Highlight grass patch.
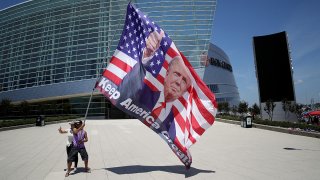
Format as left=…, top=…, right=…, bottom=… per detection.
left=0, top=115, right=81, bottom=128
left=217, top=114, right=320, bottom=133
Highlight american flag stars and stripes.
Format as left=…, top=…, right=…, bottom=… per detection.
left=102, top=3, right=174, bottom=90
left=96, top=2, right=217, bottom=168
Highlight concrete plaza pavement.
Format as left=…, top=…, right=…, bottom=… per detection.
left=0, top=119, right=320, bottom=180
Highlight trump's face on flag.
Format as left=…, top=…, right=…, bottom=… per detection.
left=164, top=56, right=191, bottom=102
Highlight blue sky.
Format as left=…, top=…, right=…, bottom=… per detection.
left=1, top=0, right=319, bottom=106
left=0, top=0, right=25, bottom=10
left=211, top=0, right=320, bottom=106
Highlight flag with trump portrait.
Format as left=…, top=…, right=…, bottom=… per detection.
left=95, top=2, right=217, bottom=168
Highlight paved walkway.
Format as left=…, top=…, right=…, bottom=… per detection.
left=0, top=119, right=320, bottom=180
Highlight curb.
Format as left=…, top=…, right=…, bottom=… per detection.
left=216, top=118, right=320, bottom=139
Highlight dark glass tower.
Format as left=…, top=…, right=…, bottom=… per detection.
left=253, top=31, right=297, bottom=121
left=253, top=31, right=295, bottom=103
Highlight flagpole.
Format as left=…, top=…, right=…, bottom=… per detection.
left=83, top=24, right=123, bottom=123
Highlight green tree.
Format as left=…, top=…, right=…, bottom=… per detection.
left=289, top=102, right=304, bottom=121
left=281, top=99, right=291, bottom=121
left=218, top=102, right=229, bottom=114
left=251, top=103, right=260, bottom=117
left=238, top=101, right=248, bottom=115
left=264, top=100, right=276, bottom=121
left=223, top=102, right=230, bottom=114
left=231, top=105, right=238, bottom=115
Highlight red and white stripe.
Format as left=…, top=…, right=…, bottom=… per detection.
left=102, top=49, right=137, bottom=86
left=168, top=52, right=218, bottom=150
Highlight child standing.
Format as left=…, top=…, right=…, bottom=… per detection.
left=58, top=122, right=78, bottom=172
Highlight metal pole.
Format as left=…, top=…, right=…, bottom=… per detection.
left=84, top=87, right=95, bottom=122
left=83, top=12, right=124, bottom=122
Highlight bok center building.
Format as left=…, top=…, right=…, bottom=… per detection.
left=198, top=43, right=240, bottom=107
left=0, top=0, right=239, bottom=118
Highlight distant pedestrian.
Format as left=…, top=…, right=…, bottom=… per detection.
left=58, top=122, right=78, bottom=172
left=313, top=116, right=319, bottom=125
left=65, top=120, right=90, bottom=177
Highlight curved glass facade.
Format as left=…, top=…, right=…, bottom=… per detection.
left=133, top=0, right=216, bottom=67
left=202, top=43, right=240, bottom=107
left=0, top=0, right=128, bottom=93
left=0, top=0, right=216, bottom=117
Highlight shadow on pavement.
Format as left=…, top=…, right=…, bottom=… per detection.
left=283, top=147, right=320, bottom=151
left=106, top=165, right=215, bottom=178
left=283, top=147, right=302, bottom=150
left=63, top=167, right=91, bottom=177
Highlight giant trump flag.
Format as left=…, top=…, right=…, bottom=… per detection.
left=96, top=2, right=217, bottom=168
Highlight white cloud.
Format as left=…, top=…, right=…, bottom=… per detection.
left=294, top=79, right=303, bottom=85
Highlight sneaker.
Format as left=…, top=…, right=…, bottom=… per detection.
left=85, top=167, right=91, bottom=173
left=65, top=171, right=70, bottom=177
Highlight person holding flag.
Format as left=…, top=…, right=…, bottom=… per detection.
left=65, top=120, right=90, bottom=177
